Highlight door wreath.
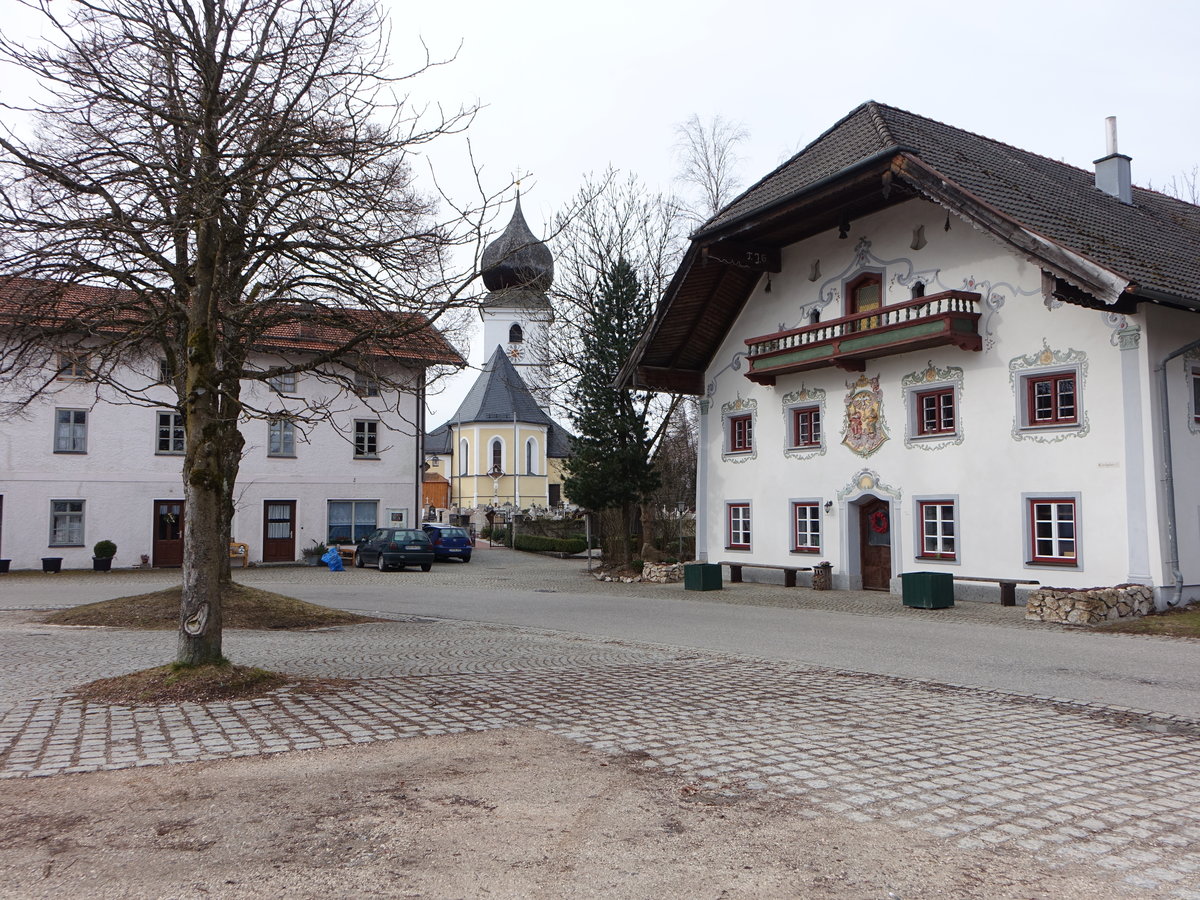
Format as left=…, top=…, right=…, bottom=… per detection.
left=869, top=509, right=889, bottom=534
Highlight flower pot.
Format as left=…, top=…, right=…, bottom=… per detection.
left=41, top=557, right=63, bottom=574
left=0, top=559, right=10, bottom=574
left=93, top=557, right=113, bottom=572
left=302, top=555, right=322, bottom=567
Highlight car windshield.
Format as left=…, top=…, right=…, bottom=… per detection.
left=389, top=530, right=427, bottom=543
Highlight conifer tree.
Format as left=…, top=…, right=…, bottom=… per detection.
left=563, top=257, right=659, bottom=565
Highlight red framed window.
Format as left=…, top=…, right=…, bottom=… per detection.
left=918, top=501, right=956, bottom=560
left=916, top=388, right=955, bottom=436
left=791, top=406, right=821, bottom=448
left=792, top=502, right=820, bottom=552
left=727, top=503, right=751, bottom=549
left=1026, top=373, right=1077, bottom=426
left=1029, top=498, right=1077, bottom=565
left=729, top=414, right=753, bottom=453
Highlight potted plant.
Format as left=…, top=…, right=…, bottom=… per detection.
left=0, top=558, right=10, bottom=574
left=300, top=540, right=328, bottom=567
left=41, top=557, right=63, bottom=573
left=93, top=540, right=117, bottom=572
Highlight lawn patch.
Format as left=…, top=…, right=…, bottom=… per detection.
left=1095, top=603, right=1200, bottom=639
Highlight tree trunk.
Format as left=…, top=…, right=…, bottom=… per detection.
left=639, top=501, right=660, bottom=561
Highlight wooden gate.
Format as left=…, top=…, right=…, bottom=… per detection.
left=152, top=500, right=185, bottom=568
left=262, top=500, right=296, bottom=563
left=859, top=497, right=892, bottom=591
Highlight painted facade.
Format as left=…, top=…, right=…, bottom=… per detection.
left=625, top=104, right=1200, bottom=606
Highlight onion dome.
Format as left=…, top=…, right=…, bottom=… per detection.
left=481, top=196, right=554, bottom=293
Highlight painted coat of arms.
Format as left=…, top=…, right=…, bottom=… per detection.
left=842, top=374, right=888, bottom=457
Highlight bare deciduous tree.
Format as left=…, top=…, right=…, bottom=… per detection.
left=673, top=113, right=749, bottom=224
left=0, top=0, right=498, bottom=665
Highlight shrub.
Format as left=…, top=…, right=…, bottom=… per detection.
left=93, top=540, right=117, bottom=559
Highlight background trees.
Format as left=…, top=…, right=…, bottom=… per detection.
left=0, top=0, right=494, bottom=664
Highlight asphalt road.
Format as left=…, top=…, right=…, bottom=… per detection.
left=3, top=546, right=1196, bottom=719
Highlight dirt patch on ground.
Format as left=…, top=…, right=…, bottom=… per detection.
left=69, top=663, right=349, bottom=705
left=1097, top=602, right=1200, bottom=639
left=41, top=584, right=381, bottom=630
left=0, top=729, right=1157, bottom=899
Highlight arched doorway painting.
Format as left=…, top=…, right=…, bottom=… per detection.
left=837, top=469, right=900, bottom=591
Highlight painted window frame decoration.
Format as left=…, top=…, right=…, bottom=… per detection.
left=782, top=387, right=826, bottom=460
left=1025, top=495, right=1080, bottom=568
left=721, top=397, right=757, bottom=463
left=791, top=500, right=821, bottom=553
left=353, top=419, right=379, bottom=458
left=49, top=499, right=85, bottom=546
left=915, top=497, right=958, bottom=562
left=901, top=363, right=963, bottom=450
left=1009, top=342, right=1089, bottom=443
left=156, top=410, right=185, bottom=455
left=726, top=502, right=751, bottom=550
left=53, top=408, right=88, bottom=454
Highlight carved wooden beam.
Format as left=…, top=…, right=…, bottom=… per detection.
left=702, top=242, right=781, bottom=273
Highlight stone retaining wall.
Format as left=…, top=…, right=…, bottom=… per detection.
left=642, top=562, right=684, bottom=584
left=1025, top=584, right=1155, bottom=625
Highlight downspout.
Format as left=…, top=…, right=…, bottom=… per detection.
left=1156, top=336, right=1200, bottom=607
left=416, top=369, right=426, bottom=524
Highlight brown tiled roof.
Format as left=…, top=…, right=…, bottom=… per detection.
left=701, top=101, right=1200, bottom=305
left=0, top=276, right=463, bottom=365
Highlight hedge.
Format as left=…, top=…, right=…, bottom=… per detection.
left=514, top=534, right=588, bottom=554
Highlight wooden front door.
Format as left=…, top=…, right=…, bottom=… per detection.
left=859, top=497, right=892, bottom=591
left=152, top=500, right=185, bottom=568
left=262, top=501, right=297, bottom=563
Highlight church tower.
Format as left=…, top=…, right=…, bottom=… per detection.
left=478, top=196, right=554, bottom=401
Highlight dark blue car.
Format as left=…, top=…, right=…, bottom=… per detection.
left=353, top=528, right=434, bottom=571
left=422, top=524, right=473, bottom=563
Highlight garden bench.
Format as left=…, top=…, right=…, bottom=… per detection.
left=228, top=542, right=249, bottom=568
left=719, top=561, right=812, bottom=588
left=952, top=575, right=1039, bottom=606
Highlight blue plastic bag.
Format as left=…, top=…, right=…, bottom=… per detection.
left=321, top=547, right=345, bottom=572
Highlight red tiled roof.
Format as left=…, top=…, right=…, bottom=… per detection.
left=0, top=276, right=464, bottom=366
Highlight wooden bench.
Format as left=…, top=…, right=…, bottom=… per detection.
left=953, top=576, right=1039, bottom=607
left=228, top=542, right=249, bottom=568
left=720, top=562, right=813, bottom=588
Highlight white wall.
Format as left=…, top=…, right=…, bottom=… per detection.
left=700, top=197, right=1196, bottom=598
left=0, top=352, right=423, bottom=569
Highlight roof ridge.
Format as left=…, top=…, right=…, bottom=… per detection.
left=863, top=100, right=898, bottom=147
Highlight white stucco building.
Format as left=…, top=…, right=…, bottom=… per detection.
left=624, top=103, right=1200, bottom=606
left=0, top=281, right=462, bottom=570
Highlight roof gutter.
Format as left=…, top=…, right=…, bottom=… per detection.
left=1156, top=336, right=1200, bottom=607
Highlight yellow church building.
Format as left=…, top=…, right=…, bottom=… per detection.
left=424, top=198, right=573, bottom=513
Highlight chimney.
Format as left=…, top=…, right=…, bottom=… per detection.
left=1094, top=116, right=1132, bottom=204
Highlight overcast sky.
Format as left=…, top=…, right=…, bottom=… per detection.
left=399, top=0, right=1200, bottom=423
left=6, top=0, right=1199, bottom=424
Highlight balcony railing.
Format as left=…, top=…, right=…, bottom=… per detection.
left=743, top=290, right=982, bottom=384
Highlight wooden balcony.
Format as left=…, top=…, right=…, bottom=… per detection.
left=743, top=290, right=982, bottom=384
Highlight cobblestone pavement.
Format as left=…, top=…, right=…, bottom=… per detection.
left=2, top=610, right=1200, bottom=896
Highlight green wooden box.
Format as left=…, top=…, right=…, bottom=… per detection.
left=684, top=563, right=723, bottom=591
left=901, top=571, right=954, bottom=609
